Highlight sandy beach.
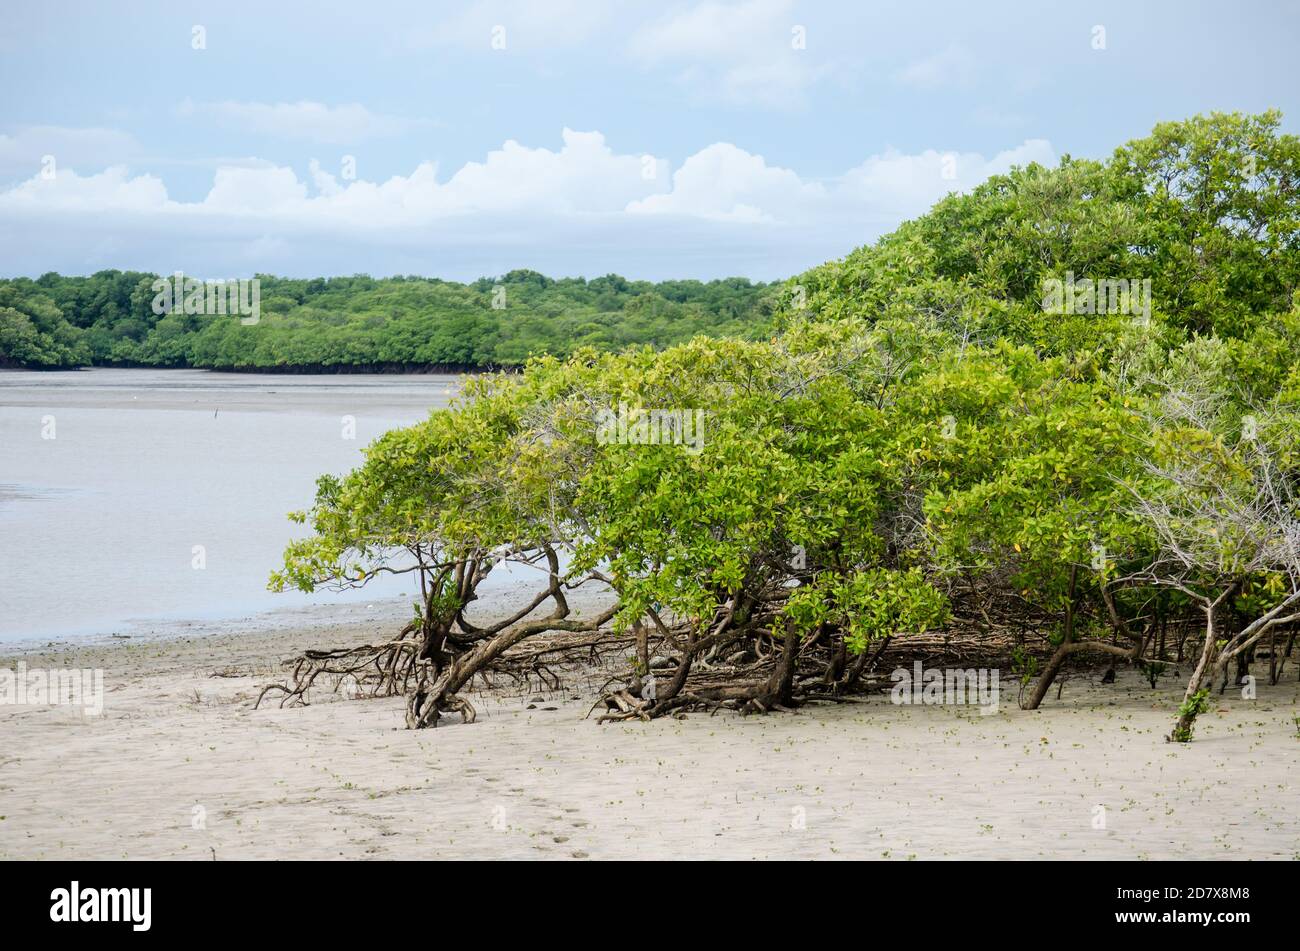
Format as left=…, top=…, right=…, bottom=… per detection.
left=2, top=609, right=1296, bottom=861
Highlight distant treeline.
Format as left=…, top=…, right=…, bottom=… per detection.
left=0, top=270, right=775, bottom=370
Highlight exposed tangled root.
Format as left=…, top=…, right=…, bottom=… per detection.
left=253, top=563, right=1049, bottom=731
left=254, top=628, right=422, bottom=711
left=255, top=609, right=632, bottom=725
left=590, top=685, right=795, bottom=723
left=586, top=620, right=1025, bottom=723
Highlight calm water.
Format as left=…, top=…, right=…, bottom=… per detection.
left=0, top=369, right=467, bottom=642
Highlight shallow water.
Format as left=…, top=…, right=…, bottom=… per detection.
left=0, top=368, right=468, bottom=641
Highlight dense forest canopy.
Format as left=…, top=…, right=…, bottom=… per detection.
left=261, top=112, right=1300, bottom=741
left=0, top=269, right=773, bottom=370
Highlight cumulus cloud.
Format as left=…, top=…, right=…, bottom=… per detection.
left=631, top=138, right=1055, bottom=229
left=0, top=125, right=142, bottom=180
left=837, top=139, right=1055, bottom=221
left=202, top=165, right=310, bottom=213
left=0, top=165, right=169, bottom=213
left=628, top=143, right=822, bottom=222
left=430, top=129, right=667, bottom=215
left=0, top=128, right=1056, bottom=280
left=178, top=99, right=429, bottom=144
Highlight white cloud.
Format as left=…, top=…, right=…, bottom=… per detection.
left=0, top=125, right=141, bottom=180
left=632, top=139, right=1056, bottom=228
left=837, top=139, right=1055, bottom=221
left=431, top=129, right=666, bottom=214
left=628, top=143, right=822, bottom=222
left=628, top=0, right=828, bottom=107
left=203, top=165, right=309, bottom=213
left=291, top=129, right=667, bottom=224
left=892, top=43, right=977, bottom=90
left=0, top=165, right=169, bottom=213
left=0, top=129, right=1056, bottom=280
left=178, top=100, right=428, bottom=144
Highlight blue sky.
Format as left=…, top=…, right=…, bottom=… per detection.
left=2, top=0, right=1298, bottom=280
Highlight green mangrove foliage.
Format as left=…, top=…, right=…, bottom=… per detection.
left=0, top=270, right=773, bottom=370
left=264, top=112, right=1300, bottom=740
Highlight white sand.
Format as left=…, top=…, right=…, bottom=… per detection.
left=1, top=622, right=1297, bottom=860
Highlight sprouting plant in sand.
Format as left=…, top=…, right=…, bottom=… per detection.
left=1011, top=647, right=1040, bottom=708
left=1171, top=689, right=1212, bottom=743
left=1137, top=660, right=1169, bottom=689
